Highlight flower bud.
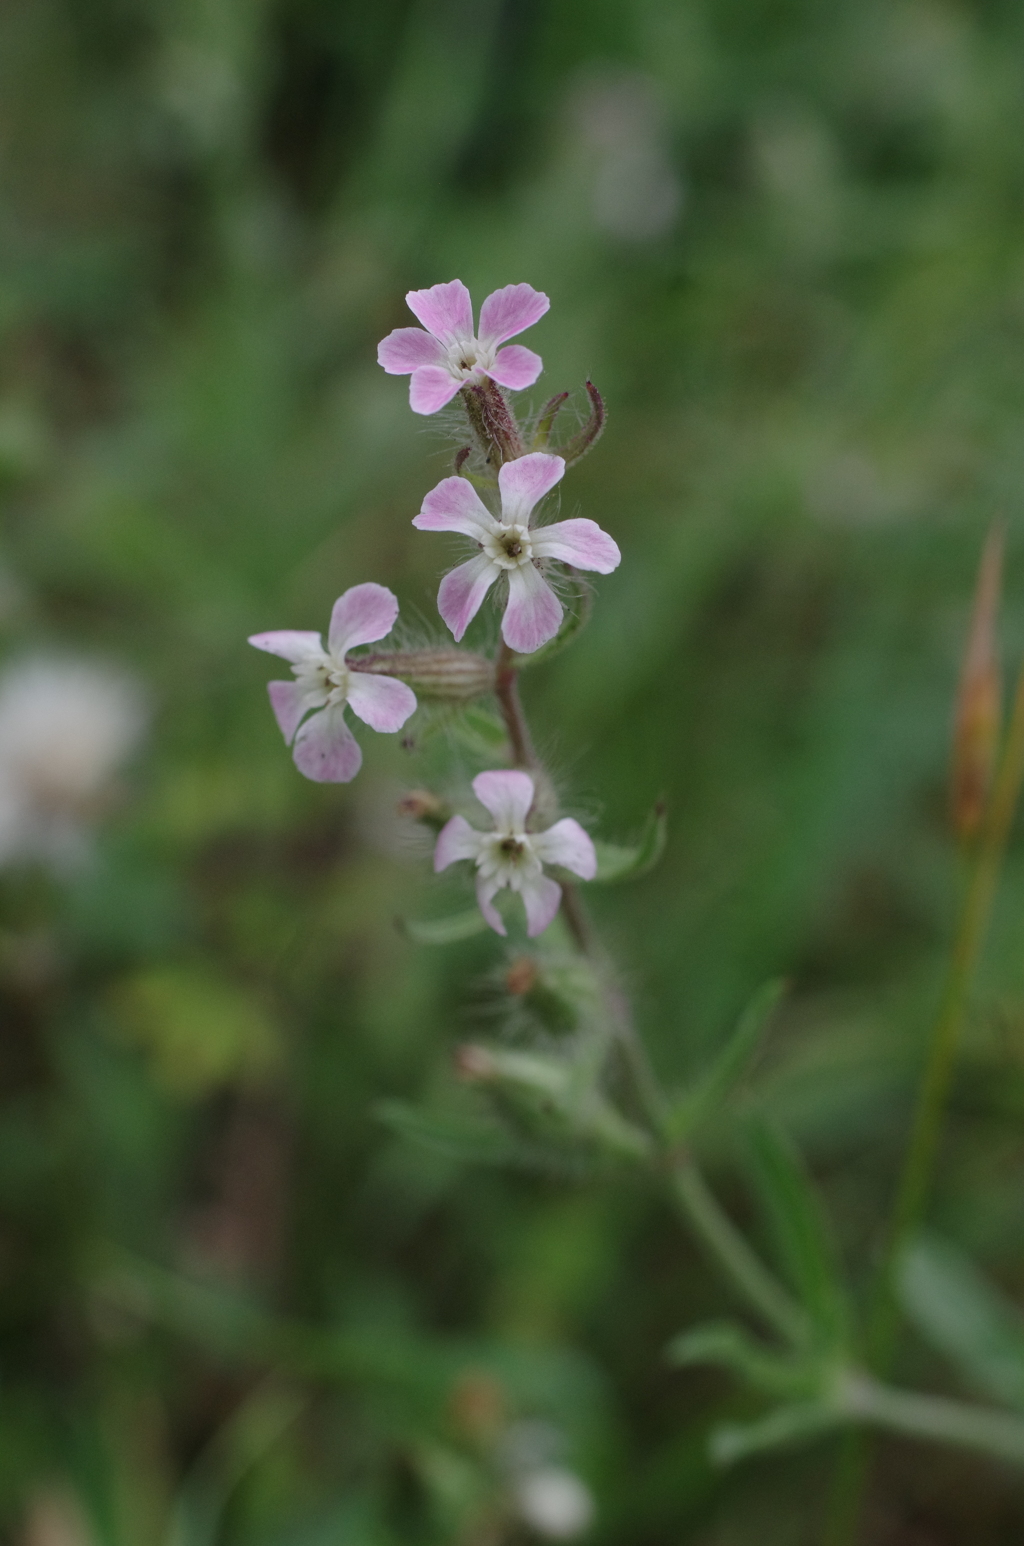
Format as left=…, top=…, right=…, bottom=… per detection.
left=951, top=524, right=1003, bottom=840
left=350, top=648, right=494, bottom=702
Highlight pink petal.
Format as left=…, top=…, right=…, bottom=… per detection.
left=437, top=554, right=499, bottom=641
left=530, top=518, right=621, bottom=575
left=486, top=344, right=543, bottom=391
left=377, top=327, right=446, bottom=375
left=519, top=873, right=563, bottom=937
left=478, top=284, right=550, bottom=348
left=498, top=452, right=565, bottom=525
left=410, top=366, right=463, bottom=415
left=328, top=583, right=399, bottom=655
left=248, top=629, right=323, bottom=663
left=532, top=817, right=597, bottom=879
left=434, top=814, right=484, bottom=872
left=346, top=672, right=417, bottom=733
left=267, top=680, right=321, bottom=743
left=501, top=564, right=563, bottom=654
left=292, top=706, right=362, bottom=783
left=476, top=874, right=507, bottom=936
left=472, top=769, right=535, bottom=831
left=405, top=279, right=473, bottom=341
left=413, top=476, right=497, bottom=539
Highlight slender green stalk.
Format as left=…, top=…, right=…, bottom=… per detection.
left=826, top=660, right=1024, bottom=1545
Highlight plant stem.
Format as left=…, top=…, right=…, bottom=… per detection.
left=494, top=640, right=805, bottom=1346
left=825, top=659, right=1024, bottom=1545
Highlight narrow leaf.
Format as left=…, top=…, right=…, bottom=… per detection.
left=591, top=803, right=667, bottom=884
left=375, top=1100, right=525, bottom=1167
left=666, top=1320, right=817, bottom=1397
left=666, top=979, right=785, bottom=1140
left=898, top=1234, right=1024, bottom=1410
left=400, top=910, right=489, bottom=945
left=743, top=1120, right=849, bottom=1347
left=711, top=1400, right=838, bottom=1465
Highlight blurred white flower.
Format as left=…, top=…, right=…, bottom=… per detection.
left=572, top=71, right=683, bottom=241
left=514, top=1466, right=595, bottom=1539
left=0, top=657, right=147, bottom=870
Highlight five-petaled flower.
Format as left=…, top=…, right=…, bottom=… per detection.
left=377, top=279, right=549, bottom=415
left=414, top=452, right=620, bottom=655
left=434, top=769, right=597, bottom=937
left=249, top=583, right=416, bottom=783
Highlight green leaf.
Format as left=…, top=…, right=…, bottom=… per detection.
left=666, top=1320, right=818, bottom=1397
left=399, top=909, right=489, bottom=945
left=375, top=1100, right=527, bottom=1167
left=591, top=803, right=667, bottom=884
left=742, top=1120, right=850, bottom=1347
left=710, top=1400, right=839, bottom=1465
left=898, top=1234, right=1024, bottom=1410
left=666, top=979, right=785, bottom=1140
left=450, top=704, right=510, bottom=758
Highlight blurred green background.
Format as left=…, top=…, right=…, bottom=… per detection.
left=3, top=0, right=1024, bottom=1541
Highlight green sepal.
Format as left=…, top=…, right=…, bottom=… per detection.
left=591, top=803, right=667, bottom=884
left=400, top=909, right=489, bottom=945
left=742, top=1120, right=850, bottom=1348
left=898, top=1234, right=1024, bottom=1410
left=666, top=1320, right=820, bottom=1398
left=450, top=704, right=510, bottom=758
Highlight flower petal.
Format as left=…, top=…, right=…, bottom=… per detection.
left=267, top=679, right=322, bottom=743
left=409, top=366, right=463, bottom=415
left=498, top=452, right=565, bottom=525
left=346, top=672, right=417, bottom=733
left=476, top=873, right=508, bottom=936
left=405, top=279, right=474, bottom=341
left=329, top=583, right=399, bottom=655
left=472, top=769, right=535, bottom=832
left=478, top=283, right=550, bottom=348
left=292, top=705, right=362, bottom=783
left=502, top=563, right=563, bottom=654
left=434, top=814, right=484, bottom=872
left=532, top=817, right=597, bottom=879
left=437, top=554, right=499, bottom=642
left=519, top=872, right=563, bottom=937
left=530, top=518, right=621, bottom=574
left=413, top=476, right=497, bottom=539
left=485, top=344, right=543, bottom=391
left=377, top=326, right=446, bottom=375
left=248, top=629, right=323, bottom=663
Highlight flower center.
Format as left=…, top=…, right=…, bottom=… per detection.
left=483, top=523, right=533, bottom=570
left=294, top=654, right=350, bottom=706
left=446, top=335, right=495, bottom=380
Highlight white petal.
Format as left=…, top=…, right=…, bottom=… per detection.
left=476, top=873, right=508, bottom=935
left=502, top=563, right=562, bottom=654
left=292, top=705, right=362, bottom=783
left=328, top=583, right=399, bottom=654
left=248, top=629, right=323, bottom=663
left=498, top=453, right=565, bottom=525
left=346, top=673, right=417, bottom=733
left=532, top=818, right=597, bottom=879
left=434, top=814, right=484, bottom=871
left=472, top=769, right=534, bottom=832
left=519, top=873, right=562, bottom=937
left=437, top=554, right=499, bottom=642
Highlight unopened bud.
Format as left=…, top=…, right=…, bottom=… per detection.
left=449, top=1369, right=506, bottom=1442
left=351, top=648, right=493, bottom=702
left=560, top=381, right=605, bottom=465
left=506, top=956, right=539, bottom=996
left=455, top=1043, right=498, bottom=1081
left=397, top=788, right=448, bottom=828
left=952, top=524, right=1003, bottom=839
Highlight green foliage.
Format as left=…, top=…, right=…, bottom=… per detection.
left=899, top=1235, right=1024, bottom=1411
left=665, top=977, right=784, bottom=1139
left=591, top=803, right=668, bottom=884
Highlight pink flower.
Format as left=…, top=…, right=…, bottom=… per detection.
left=248, top=584, right=416, bottom=783
left=413, top=452, right=620, bottom=654
left=377, top=280, right=549, bottom=415
left=434, top=770, right=597, bottom=937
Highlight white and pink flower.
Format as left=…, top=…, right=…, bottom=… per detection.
left=414, top=452, right=620, bottom=655
left=249, top=583, right=416, bottom=783
left=377, top=280, right=549, bottom=415
left=434, top=770, right=596, bottom=937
